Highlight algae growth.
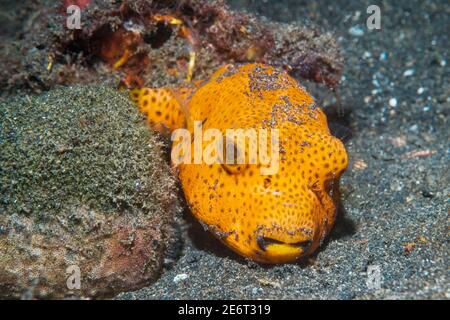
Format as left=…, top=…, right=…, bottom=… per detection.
left=0, top=86, right=179, bottom=298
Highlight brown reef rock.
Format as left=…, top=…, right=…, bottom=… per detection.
left=0, top=86, right=180, bottom=299
left=0, top=0, right=344, bottom=95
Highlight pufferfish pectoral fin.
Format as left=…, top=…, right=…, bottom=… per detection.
left=129, top=87, right=192, bottom=135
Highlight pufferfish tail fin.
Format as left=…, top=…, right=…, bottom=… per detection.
left=130, top=87, right=194, bottom=135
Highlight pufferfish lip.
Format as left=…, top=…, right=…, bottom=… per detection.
left=256, top=235, right=313, bottom=252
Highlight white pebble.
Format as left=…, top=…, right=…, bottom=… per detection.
left=173, top=273, right=189, bottom=283
left=389, top=98, right=398, bottom=107
left=363, top=51, right=372, bottom=59
left=417, top=87, right=425, bottom=94
left=348, top=26, right=364, bottom=37
left=403, top=69, right=415, bottom=77
left=379, top=52, right=388, bottom=61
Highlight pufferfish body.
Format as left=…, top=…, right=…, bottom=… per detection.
left=130, top=63, right=348, bottom=263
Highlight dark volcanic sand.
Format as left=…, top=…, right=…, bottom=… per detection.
left=117, top=0, right=449, bottom=299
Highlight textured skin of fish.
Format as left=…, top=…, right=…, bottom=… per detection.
left=130, top=63, right=348, bottom=263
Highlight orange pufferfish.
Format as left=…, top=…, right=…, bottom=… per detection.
left=130, top=63, right=348, bottom=263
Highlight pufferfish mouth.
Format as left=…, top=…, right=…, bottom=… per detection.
left=256, top=235, right=313, bottom=252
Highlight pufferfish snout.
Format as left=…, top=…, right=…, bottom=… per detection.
left=178, top=124, right=347, bottom=263
left=131, top=63, right=348, bottom=263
